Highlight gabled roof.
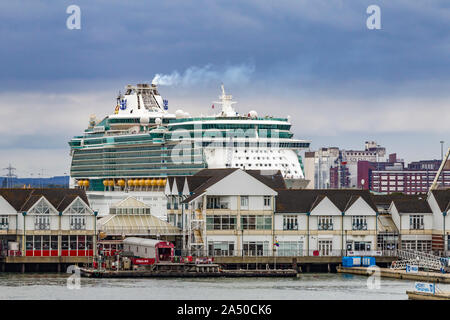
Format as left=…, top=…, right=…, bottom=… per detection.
left=391, top=199, right=432, bottom=214
left=111, top=196, right=150, bottom=208
left=275, top=189, right=378, bottom=214
left=182, top=169, right=239, bottom=203
left=181, top=169, right=283, bottom=203
left=98, top=214, right=181, bottom=236
left=430, top=189, right=450, bottom=213
left=371, top=194, right=424, bottom=206
left=246, top=170, right=286, bottom=189
left=0, top=188, right=89, bottom=212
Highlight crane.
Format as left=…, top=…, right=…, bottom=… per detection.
left=429, top=147, right=450, bottom=192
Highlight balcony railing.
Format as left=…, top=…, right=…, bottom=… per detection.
left=318, top=223, right=333, bottom=231
left=70, top=224, right=86, bottom=230
left=0, top=224, right=9, bottom=230
left=283, top=224, right=298, bottom=231
left=207, top=203, right=230, bottom=210
left=352, top=223, right=368, bottom=231
left=410, top=224, right=424, bottom=230
left=34, top=223, right=50, bottom=230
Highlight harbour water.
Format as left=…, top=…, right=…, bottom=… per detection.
left=0, top=272, right=446, bottom=300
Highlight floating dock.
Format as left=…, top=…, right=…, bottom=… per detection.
left=80, top=263, right=298, bottom=278
left=337, top=266, right=450, bottom=283
left=406, top=290, right=450, bottom=300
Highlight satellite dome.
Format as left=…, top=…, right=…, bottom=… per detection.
left=140, top=116, right=150, bottom=124
left=175, top=110, right=185, bottom=118
left=248, top=110, right=258, bottom=118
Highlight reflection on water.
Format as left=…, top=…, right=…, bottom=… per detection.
left=0, top=272, right=445, bottom=300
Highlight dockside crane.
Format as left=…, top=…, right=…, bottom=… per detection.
left=429, top=147, right=450, bottom=192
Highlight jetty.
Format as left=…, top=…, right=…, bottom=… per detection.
left=337, top=266, right=450, bottom=283
left=406, top=290, right=450, bottom=300
left=80, top=264, right=298, bottom=278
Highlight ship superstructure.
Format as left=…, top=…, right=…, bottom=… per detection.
left=68, top=83, right=310, bottom=217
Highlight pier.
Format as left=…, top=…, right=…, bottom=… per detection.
left=337, top=266, right=450, bottom=283
left=215, top=255, right=396, bottom=273
left=0, top=256, right=92, bottom=273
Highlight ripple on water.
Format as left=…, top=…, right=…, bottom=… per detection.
left=0, top=273, right=413, bottom=300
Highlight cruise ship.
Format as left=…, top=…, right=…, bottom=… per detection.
left=68, top=83, right=310, bottom=218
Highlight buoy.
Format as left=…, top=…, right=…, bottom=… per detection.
left=108, top=180, right=114, bottom=187
left=144, top=179, right=152, bottom=187
left=151, top=179, right=157, bottom=186
left=103, top=180, right=108, bottom=186
left=139, top=179, right=145, bottom=187
left=117, top=179, right=125, bottom=187
left=83, top=180, right=89, bottom=187
left=127, top=179, right=134, bottom=187
left=77, top=180, right=84, bottom=187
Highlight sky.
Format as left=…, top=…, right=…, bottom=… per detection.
left=0, top=0, right=449, bottom=177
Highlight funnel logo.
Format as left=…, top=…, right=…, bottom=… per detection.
left=120, top=99, right=127, bottom=110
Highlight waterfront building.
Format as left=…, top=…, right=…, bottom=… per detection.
left=166, top=168, right=381, bottom=256
left=97, top=196, right=181, bottom=243
left=427, top=189, right=450, bottom=252
left=0, top=188, right=96, bottom=270
left=68, top=84, right=310, bottom=218
left=275, top=189, right=379, bottom=256
left=372, top=191, right=450, bottom=254
left=389, top=198, right=433, bottom=252
left=179, top=169, right=281, bottom=256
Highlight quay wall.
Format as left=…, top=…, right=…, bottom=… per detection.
left=0, top=256, right=396, bottom=273
left=337, top=266, right=450, bottom=283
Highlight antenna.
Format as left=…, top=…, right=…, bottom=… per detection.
left=213, top=84, right=237, bottom=117
left=2, top=164, right=17, bottom=188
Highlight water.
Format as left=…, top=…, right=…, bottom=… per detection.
left=2, top=272, right=446, bottom=300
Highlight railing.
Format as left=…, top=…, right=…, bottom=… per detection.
left=391, top=249, right=444, bottom=271
left=318, top=223, right=333, bottom=231
left=177, top=248, right=402, bottom=258
left=0, top=224, right=9, bottom=231
left=206, top=204, right=230, bottom=210
left=70, top=224, right=86, bottom=230
left=34, top=223, right=50, bottom=230
left=352, top=223, right=368, bottom=231
left=283, top=224, right=298, bottom=231
left=409, top=224, right=425, bottom=230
